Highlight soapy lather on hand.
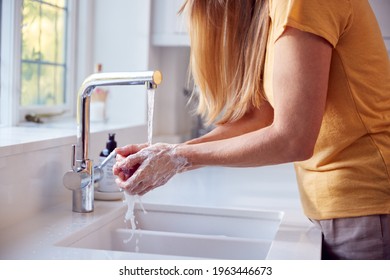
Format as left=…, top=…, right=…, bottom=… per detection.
left=113, top=143, right=190, bottom=196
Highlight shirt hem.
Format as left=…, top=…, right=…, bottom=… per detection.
left=304, top=207, right=390, bottom=220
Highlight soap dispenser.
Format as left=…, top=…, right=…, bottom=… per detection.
left=97, top=133, right=120, bottom=193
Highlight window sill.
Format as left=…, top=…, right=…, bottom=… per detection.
left=0, top=119, right=143, bottom=158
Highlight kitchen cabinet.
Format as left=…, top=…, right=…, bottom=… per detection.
left=151, top=0, right=190, bottom=46
left=152, top=1, right=389, bottom=52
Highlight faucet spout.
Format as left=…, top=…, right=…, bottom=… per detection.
left=63, top=70, right=162, bottom=213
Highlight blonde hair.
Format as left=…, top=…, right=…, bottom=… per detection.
left=180, top=0, right=270, bottom=125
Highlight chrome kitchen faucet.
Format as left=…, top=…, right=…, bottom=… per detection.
left=63, top=71, right=162, bottom=213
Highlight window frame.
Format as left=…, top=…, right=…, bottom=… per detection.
left=1, top=0, right=77, bottom=126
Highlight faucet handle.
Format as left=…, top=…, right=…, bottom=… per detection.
left=71, top=144, right=76, bottom=169
left=63, top=169, right=92, bottom=191
left=63, top=171, right=82, bottom=191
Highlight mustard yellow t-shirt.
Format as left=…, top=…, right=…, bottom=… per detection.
left=264, top=0, right=390, bottom=220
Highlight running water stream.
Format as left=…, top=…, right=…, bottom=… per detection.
left=147, top=88, right=155, bottom=146
left=123, top=88, right=156, bottom=247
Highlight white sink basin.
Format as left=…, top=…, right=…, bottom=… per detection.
left=56, top=203, right=283, bottom=259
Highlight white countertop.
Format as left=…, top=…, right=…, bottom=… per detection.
left=0, top=164, right=321, bottom=260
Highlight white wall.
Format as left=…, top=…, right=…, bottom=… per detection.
left=148, top=0, right=193, bottom=142
left=149, top=47, right=193, bottom=142
left=92, top=0, right=152, bottom=127
left=90, top=0, right=194, bottom=141
left=91, top=0, right=194, bottom=142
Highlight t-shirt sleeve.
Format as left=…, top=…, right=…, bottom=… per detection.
left=270, top=0, right=353, bottom=47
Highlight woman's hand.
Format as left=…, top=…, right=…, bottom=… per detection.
left=113, top=143, right=148, bottom=181
left=113, top=143, right=190, bottom=195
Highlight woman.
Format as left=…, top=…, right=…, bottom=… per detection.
left=113, top=0, right=390, bottom=259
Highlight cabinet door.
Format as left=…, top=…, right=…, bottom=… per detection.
left=152, top=0, right=190, bottom=46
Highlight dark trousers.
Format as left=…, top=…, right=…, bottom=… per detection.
left=311, top=214, right=390, bottom=260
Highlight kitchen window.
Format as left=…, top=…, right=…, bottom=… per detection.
left=0, top=0, right=76, bottom=126
left=21, top=0, right=68, bottom=107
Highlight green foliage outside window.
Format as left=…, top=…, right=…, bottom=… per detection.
left=21, top=0, right=67, bottom=106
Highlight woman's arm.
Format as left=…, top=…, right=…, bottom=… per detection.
left=186, top=101, right=274, bottom=145
left=179, top=27, right=332, bottom=168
